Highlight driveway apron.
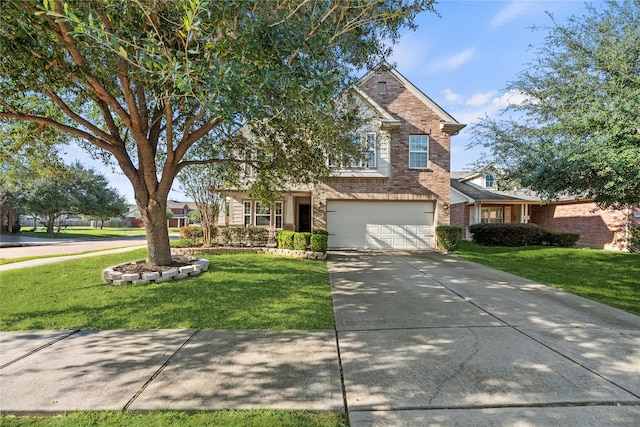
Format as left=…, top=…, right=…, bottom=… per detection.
left=328, top=250, right=640, bottom=426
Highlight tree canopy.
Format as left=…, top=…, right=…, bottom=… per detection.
left=471, top=0, right=640, bottom=209
left=0, top=0, right=436, bottom=264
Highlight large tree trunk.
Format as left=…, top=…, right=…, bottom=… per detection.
left=47, top=213, right=55, bottom=235
left=140, top=199, right=172, bottom=266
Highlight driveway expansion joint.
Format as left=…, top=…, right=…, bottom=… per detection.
left=122, top=329, right=201, bottom=411
left=0, top=329, right=80, bottom=369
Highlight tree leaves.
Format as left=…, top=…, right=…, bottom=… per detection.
left=472, top=0, right=640, bottom=208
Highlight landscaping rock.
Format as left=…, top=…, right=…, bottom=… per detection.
left=141, top=272, right=161, bottom=281
left=162, top=269, right=179, bottom=278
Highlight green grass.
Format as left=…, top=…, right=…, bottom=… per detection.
left=0, top=250, right=334, bottom=330
left=0, top=410, right=346, bottom=427
left=456, top=241, right=640, bottom=315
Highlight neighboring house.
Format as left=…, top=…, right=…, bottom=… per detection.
left=223, top=63, right=465, bottom=249
left=166, top=200, right=197, bottom=228
left=450, top=169, right=640, bottom=250
left=125, top=200, right=197, bottom=228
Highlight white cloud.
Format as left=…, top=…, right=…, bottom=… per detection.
left=492, top=90, right=529, bottom=106
left=490, top=2, right=529, bottom=28
left=466, top=91, right=494, bottom=107
left=428, top=48, right=476, bottom=72
left=442, top=88, right=463, bottom=104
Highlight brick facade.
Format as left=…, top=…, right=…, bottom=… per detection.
left=312, top=69, right=452, bottom=230
left=531, top=202, right=639, bottom=250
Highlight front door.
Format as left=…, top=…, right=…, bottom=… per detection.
left=298, top=204, right=311, bottom=232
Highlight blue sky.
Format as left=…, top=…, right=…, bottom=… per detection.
left=69, top=0, right=590, bottom=203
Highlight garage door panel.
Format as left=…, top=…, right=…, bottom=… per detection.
left=327, top=201, right=435, bottom=249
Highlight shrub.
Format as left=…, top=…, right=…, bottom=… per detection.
left=630, top=226, right=640, bottom=250
left=246, top=227, right=268, bottom=246
left=277, top=231, right=295, bottom=249
left=180, top=225, right=203, bottom=241
left=312, top=229, right=329, bottom=235
left=547, top=231, right=580, bottom=247
left=220, top=227, right=268, bottom=247
left=310, top=234, right=328, bottom=253
left=293, top=232, right=312, bottom=251
left=469, top=223, right=548, bottom=246
left=436, top=225, right=463, bottom=252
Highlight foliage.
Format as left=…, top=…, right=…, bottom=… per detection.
left=456, top=241, right=640, bottom=315
left=471, top=0, right=640, bottom=209
left=276, top=231, right=296, bottom=250
left=310, top=234, right=328, bottom=253
left=178, top=162, right=227, bottom=246
left=0, top=0, right=436, bottom=264
left=435, top=225, right=463, bottom=252
left=469, top=223, right=549, bottom=247
left=179, top=225, right=218, bottom=245
left=221, top=227, right=269, bottom=247
left=547, top=231, right=580, bottom=247
left=294, top=232, right=313, bottom=251
left=630, top=226, right=640, bottom=250
left=0, top=411, right=347, bottom=427
left=16, top=162, right=127, bottom=235
left=0, top=251, right=333, bottom=330
left=313, top=229, right=329, bottom=235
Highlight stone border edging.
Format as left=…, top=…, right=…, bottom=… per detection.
left=102, top=256, right=210, bottom=285
left=172, top=247, right=327, bottom=260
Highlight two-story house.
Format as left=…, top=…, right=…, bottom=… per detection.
left=223, top=64, right=465, bottom=249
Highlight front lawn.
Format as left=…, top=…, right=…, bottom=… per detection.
left=0, top=250, right=334, bottom=330
left=0, top=410, right=346, bottom=427
left=456, top=241, right=640, bottom=316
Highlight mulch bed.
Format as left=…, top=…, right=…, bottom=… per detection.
left=113, top=257, right=196, bottom=274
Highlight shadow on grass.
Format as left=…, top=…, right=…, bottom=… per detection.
left=0, top=252, right=334, bottom=331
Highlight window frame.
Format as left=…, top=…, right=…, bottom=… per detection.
left=254, top=201, right=271, bottom=227
left=274, top=201, right=283, bottom=229
left=484, top=174, right=495, bottom=189
left=365, top=132, right=376, bottom=168
left=481, top=207, right=504, bottom=224
left=409, top=135, right=429, bottom=169
left=243, top=200, right=252, bottom=227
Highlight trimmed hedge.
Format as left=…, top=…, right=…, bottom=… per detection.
left=436, top=225, right=463, bottom=252
left=274, top=230, right=327, bottom=253
left=312, top=229, right=329, bottom=235
left=179, top=225, right=218, bottom=243
left=547, top=231, right=580, bottom=247
left=294, top=232, right=312, bottom=251
left=469, top=223, right=581, bottom=247
left=221, top=227, right=268, bottom=247
left=469, top=223, right=548, bottom=246
left=276, top=230, right=295, bottom=250
left=310, top=233, right=328, bottom=253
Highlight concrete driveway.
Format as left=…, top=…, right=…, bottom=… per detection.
left=328, top=250, right=640, bottom=426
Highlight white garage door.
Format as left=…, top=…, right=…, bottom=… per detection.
left=326, top=201, right=435, bottom=249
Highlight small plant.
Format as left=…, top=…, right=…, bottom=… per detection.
left=310, top=233, right=328, bottom=253
left=436, top=225, right=463, bottom=252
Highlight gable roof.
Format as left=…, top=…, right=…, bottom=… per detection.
left=357, top=62, right=466, bottom=135
left=351, top=85, right=402, bottom=129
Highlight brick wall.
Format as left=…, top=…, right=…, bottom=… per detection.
left=313, top=69, right=451, bottom=229
left=531, top=202, right=636, bottom=250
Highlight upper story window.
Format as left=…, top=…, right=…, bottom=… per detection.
left=484, top=174, right=496, bottom=189
left=329, top=132, right=377, bottom=169
left=365, top=132, right=376, bottom=168
left=377, top=81, right=387, bottom=95
left=409, top=135, right=429, bottom=169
